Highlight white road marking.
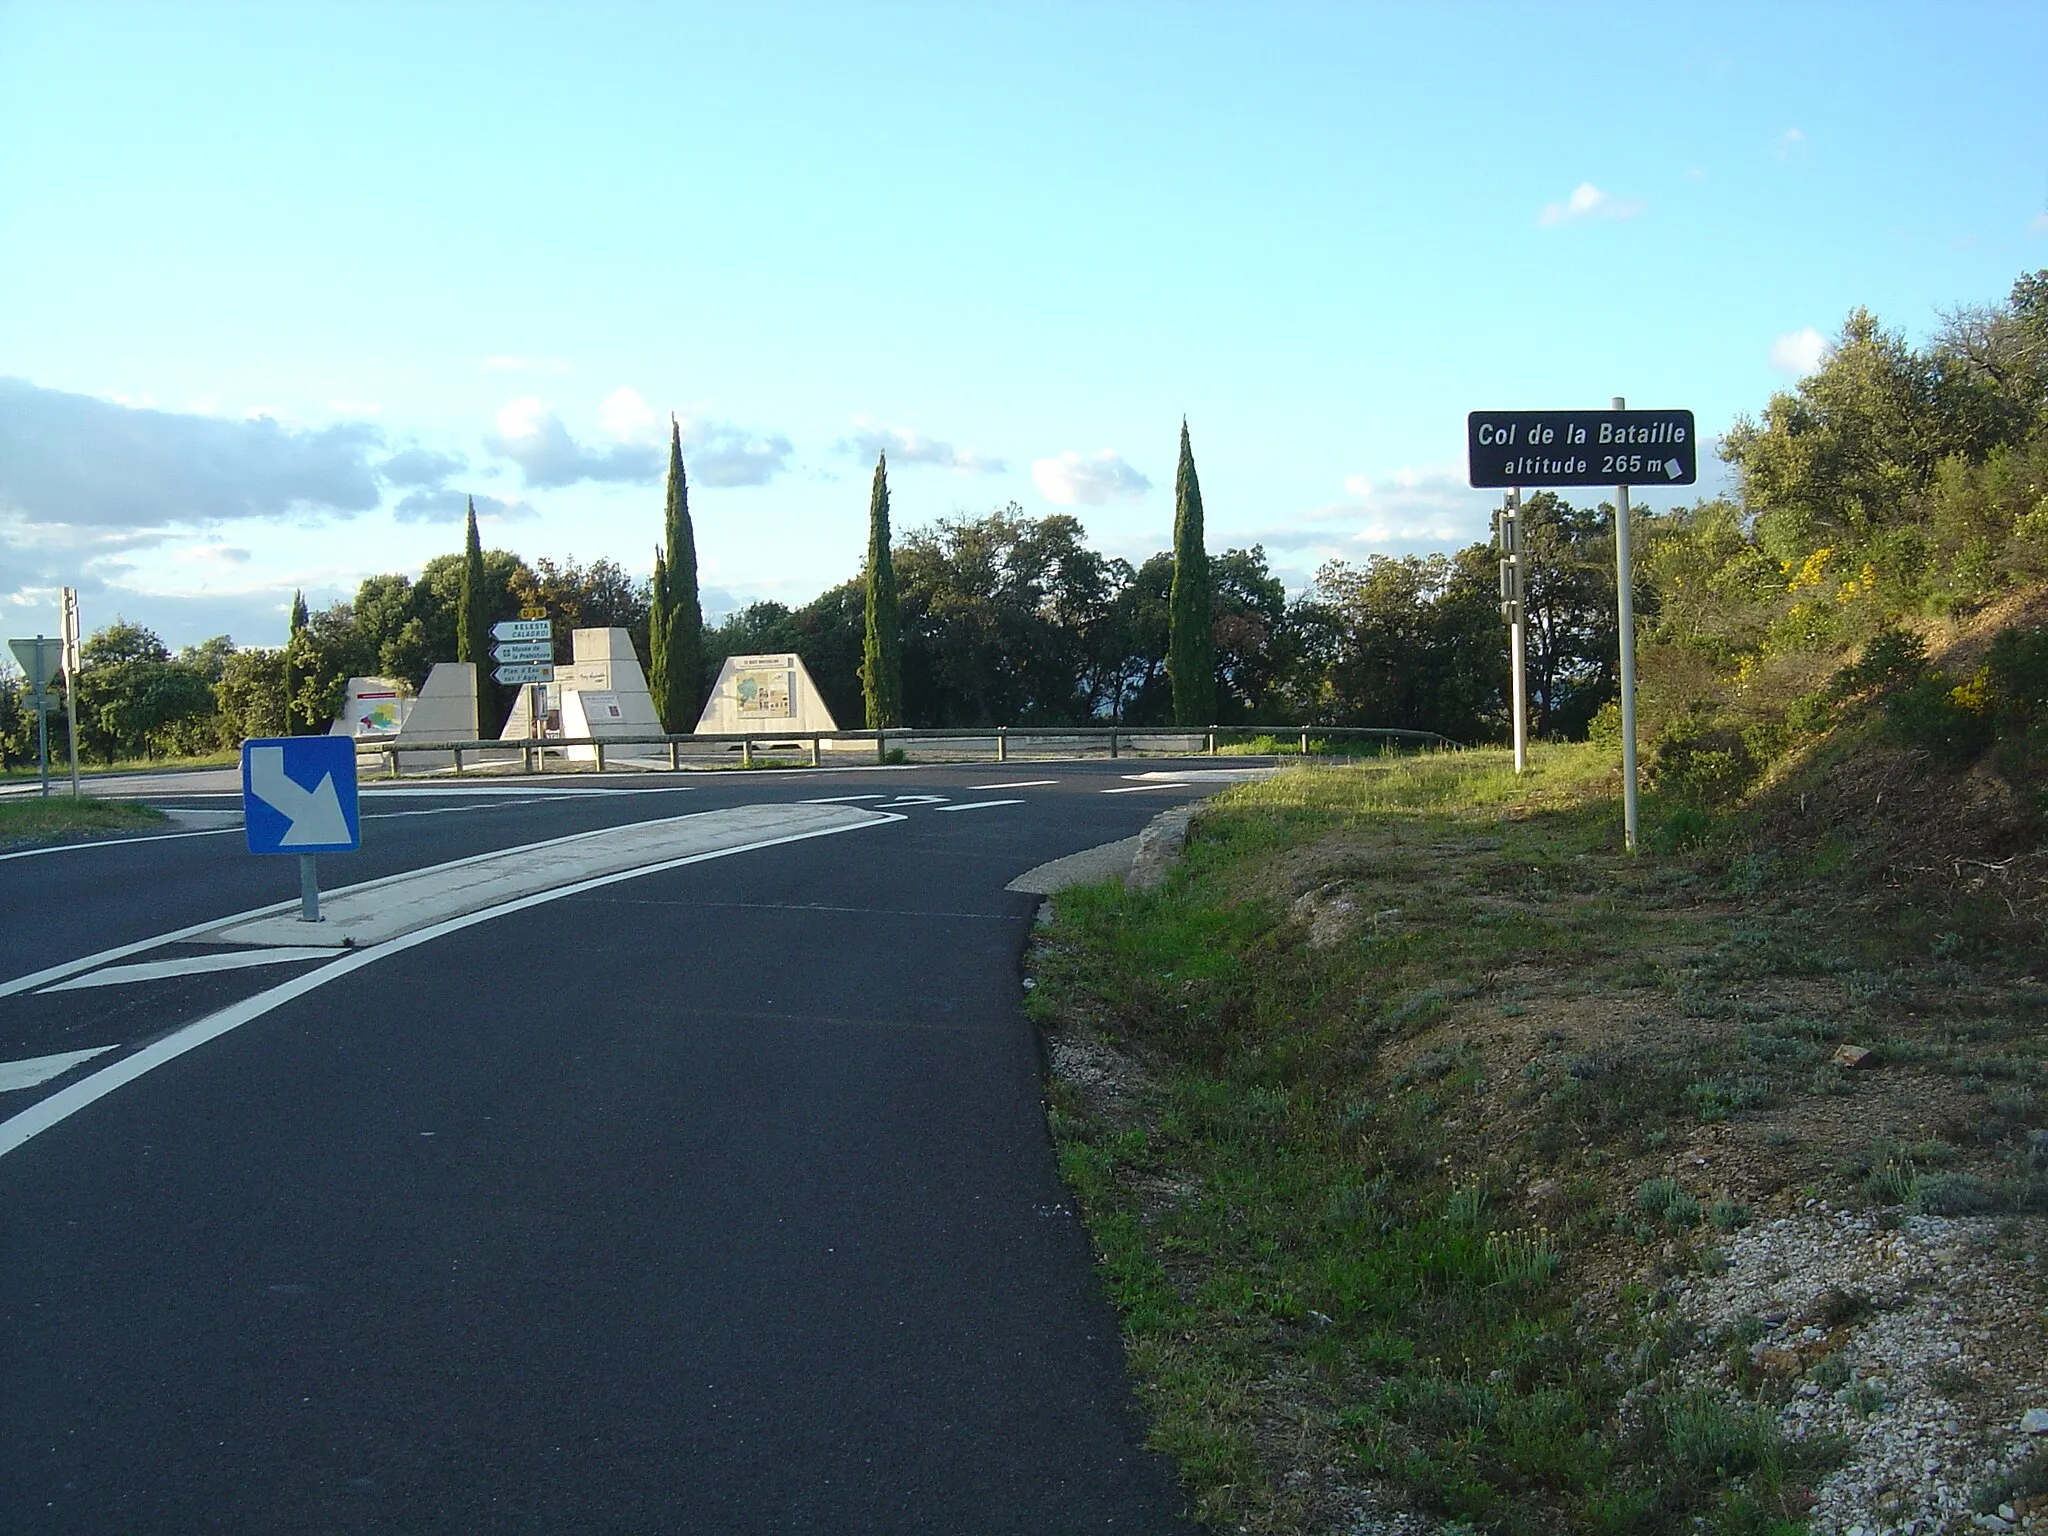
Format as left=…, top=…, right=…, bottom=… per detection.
left=800, top=794, right=890, bottom=803
left=40, top=948, right=340, bottom=993
left=963, top=780, right=1058, bottom=790
left=880, top=795, right=949, bottom=805
left=3, top=812, right=856, bottom=999
left=1100, top=782, right=1192, bottom=794
left=0, top=1046, right=117, bottom=1093
left=0, top=825, right=241, bottom=863
left=359, top=783, right=687, bottom=797
left=0, top=813, right=905, bottom=1160
left=933, top=799, right=1026, bottom=813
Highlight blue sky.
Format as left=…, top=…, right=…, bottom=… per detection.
left=4, top=1, right=2046, bottom=652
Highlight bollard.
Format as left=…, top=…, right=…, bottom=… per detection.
left=453, top=747, right=464, bottom=776
left=809, top=735, right=821, bottom=767
left=876, top=729, right=887, bottom=764
left=1108, top=729, right=1118, bottom=760
left=1300, top=729, right=1310, bottom=756
left=669, top=739, right=680, bottom=771
left=997, top=728, right=1008, bottom=763
left=1207, top=727, right=1218, bottom=755
left=594, top=741, right=607, bottom=772
left=741, top=737, right=753, bottom=768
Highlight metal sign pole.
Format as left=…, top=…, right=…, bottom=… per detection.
left=61, top=588, right=81, bottom=799
left=1612, top=396, right=1640, bottom=852
left=35, top=633, right=50, bottom=798
left=1509, top=490, right=1528, bottom=775
left=299, top=854, right=320, bottom=922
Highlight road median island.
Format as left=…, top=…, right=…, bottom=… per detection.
left=207, top=803, right=892, bottom=949
left=1025, top=745, right=2048, bottom=1532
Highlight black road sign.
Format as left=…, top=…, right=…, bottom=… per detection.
left=1468, top=409, right=1697, bottom=489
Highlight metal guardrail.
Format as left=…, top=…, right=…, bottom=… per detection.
left=350, top=724, right=1460, bottom=779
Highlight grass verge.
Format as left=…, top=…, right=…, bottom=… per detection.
left=0, top=794, right=168, bottom=842
left=1026, top=743, right=2046, bottom=1533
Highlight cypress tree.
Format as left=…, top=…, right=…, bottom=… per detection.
left=651, top=418, right=704, bottom=731
left=648, top=546, right=671, bottom=721
left=1168, top=419, right=1216, bottom=726
left=456, top=498, right=494, bottom=732
left=860, top=452, right=902, bottom=728
left=284, top=588, right=308, bottom=734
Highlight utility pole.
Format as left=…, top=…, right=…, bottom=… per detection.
left=1496, top=490, right=1528, bottom=773
left=1611, top=397, right=1640, bottom=852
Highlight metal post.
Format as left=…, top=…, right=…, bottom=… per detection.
left=876, top=729, right=887, bottom=764
left=299, top=854, right=320, bottom=922
left=1300, top=728, right=1310, bottom=756
left=452, top=748, right=464, bottom=776
left=61, top=589, right=81, bottom=799
left=808, top=735, right=821, bottom=767
left=997, top=728, right=1008, bottom=763
left=740, top=737, right=752, bottom=768
left=1207, top=727, right=1217, bottom=756
left=1108, top=728, right=1118, bottom=760
left=1507, top=489, right=1529, bottom=775
left=1613, top=395, right=1640, bottom=852
left=34, top=634, right=49, bottom=798
left=595, top=741, right=607, bottom=773
left=669, top=739, right=681, bottom=771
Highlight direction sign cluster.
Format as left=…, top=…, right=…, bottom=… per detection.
left=492, top=618, right=555, bottom=684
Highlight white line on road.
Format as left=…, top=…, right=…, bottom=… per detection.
left=799, top=794, right=890, bottom=803
left=0, top=1047, right=117, bottom=1093
left=2, top=812, right=858, bottom=999
left=0, top=825, right=242, bottom=863
left=1100, top=782, right=1192, bottom=794
left=40, top=948, right=340, bottom=993
left=933, top=799, right=1026, bottom=813
left=963, top=780, right=1058, bottom=790
left=0, top=813, right=904, bottom=1160
left=880, top=795, right=949, bottom=805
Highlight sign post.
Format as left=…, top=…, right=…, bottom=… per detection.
left=1494, top=495, right=1529, bottom=774
left=241, top=736, right=361, bottom=922
left=1611, top=397, right=1642, bottom=853
left=1468, top=406, right=1695, bottom=849
left=8, top=636, right=65, bottom=797
left=60, top=588, right=81, bottom=799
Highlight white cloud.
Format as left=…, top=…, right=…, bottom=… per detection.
left=1255, top=464, right=1493, bottom=562
left=0, top=377, right=386, bottom=532
left=599, top=385, right=660, bottom=442
left=1769, top=327, right=1829, bottom=376
left=2028, top=211, right=2048, bottom=236
left=485, top=397, right=662, bottom=488
left=836, top=420, right=1004, bottom=473
left=1030, top=449, right=1150, bottom=506
left=1537, top=182, right=1645, bottom=227
left=1777, top=127, right=1808, bottom=158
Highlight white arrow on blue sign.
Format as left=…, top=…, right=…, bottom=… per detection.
left=492, top=619, right=552, bottom=642
left=241, top=737, right=360, bottom=854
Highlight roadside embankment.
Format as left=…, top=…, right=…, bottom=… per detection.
left=1026, top=746, right=2048, bottom=1534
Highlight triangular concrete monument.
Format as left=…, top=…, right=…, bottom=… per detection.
left=696, top=652, right=839, bottom=734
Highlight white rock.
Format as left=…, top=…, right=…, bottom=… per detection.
left=2022, top=1407, right=2048, bottom=1434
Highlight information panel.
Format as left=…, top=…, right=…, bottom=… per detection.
left=1467, top=409, right=1697, bottom=489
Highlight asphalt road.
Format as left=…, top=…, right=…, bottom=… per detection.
left=1, top=760, right=1245, bottom=1533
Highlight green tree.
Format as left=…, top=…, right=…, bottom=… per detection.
left=1168, top=420, right=1216, bottom=725
left=648, top=418, right=705, bottom=730
left=74, top=621, right=218, bottom=762
left=215, top=647, right=288, bottom=745
left=860, top=452, right=903, bottom=728
left=455, top=498, right=497, bottom=732
left=284, top=589, right=309, bottom=734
